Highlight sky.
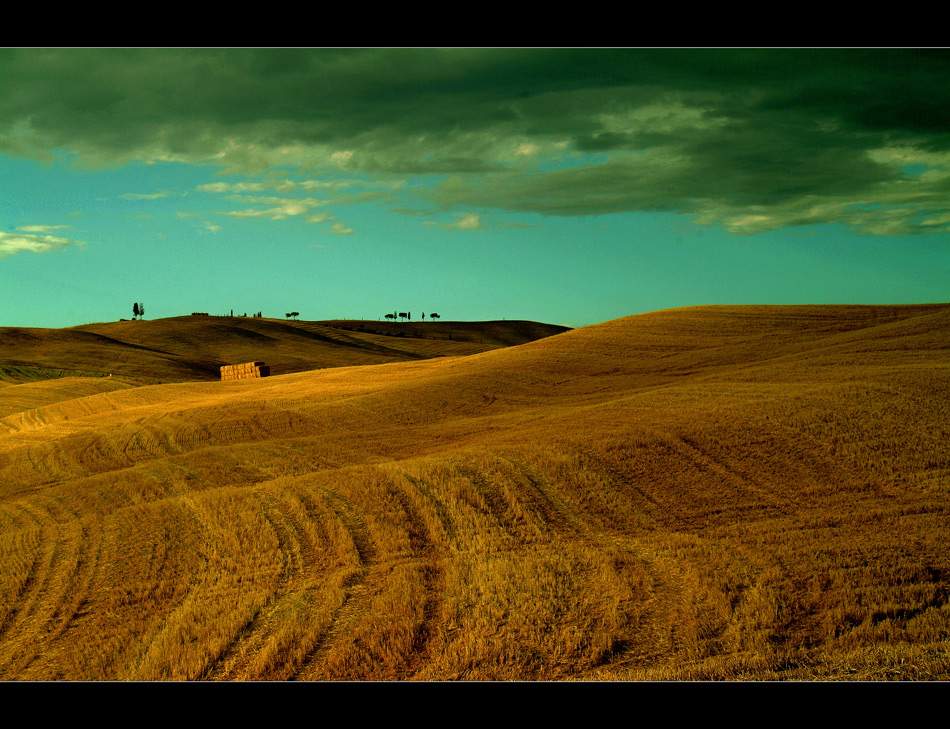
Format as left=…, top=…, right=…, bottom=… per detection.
left=1, top=48, right=949, bottom=329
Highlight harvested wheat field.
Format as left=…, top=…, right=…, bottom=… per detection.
left=0, top=304, right=948, bottom=681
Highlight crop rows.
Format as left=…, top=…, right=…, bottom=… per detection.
left=0, top=305, right=948, bottom=680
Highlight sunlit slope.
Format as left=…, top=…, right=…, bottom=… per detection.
left=0, top=304, right=948, bottom=680
left=0, top=315, right=565, bottom=385
left=0, top=377, right=136, bottom=419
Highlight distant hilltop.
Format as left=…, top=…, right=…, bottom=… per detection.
left=0, top=315, right=571, bottom=385
left=321, top=318, right=570, bottom=346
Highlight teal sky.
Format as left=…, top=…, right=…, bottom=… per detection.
left=1, top=48, right=949, bottom=329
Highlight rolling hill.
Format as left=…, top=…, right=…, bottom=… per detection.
left=0, top=315, right=570, bottom=385
left=0, top=305, right=948, bottom=680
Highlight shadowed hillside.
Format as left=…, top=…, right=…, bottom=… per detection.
left=0, top=304, right=948, bottom=680
left=0, top=316, right=569, bottom=385
left=323, top=319, right=570, bottom=347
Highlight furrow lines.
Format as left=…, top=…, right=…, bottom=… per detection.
left=17, top=515, right=104, bottom=679
left=401, top=561, right=443, bottom=680
left=0, top=501, right=91, bottom=678
left=289, top=489, right=379, bottom=681
left=658, top=428, right=793, bottom=518
left=456, top=463, right=522, bottom=541
left=498, top=456, right=589, bottom=538
left=202, top=489, right=322, bottom=680
left=0, top=504, right=45, bottom=643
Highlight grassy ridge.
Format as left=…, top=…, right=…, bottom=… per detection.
left=0, top=305, right=947, bottom=680
left=0, top=316, right=569, bottom=385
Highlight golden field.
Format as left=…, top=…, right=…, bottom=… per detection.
left=0, top=305, right=948, bottom=680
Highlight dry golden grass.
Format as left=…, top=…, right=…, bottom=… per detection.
left=0, top=304, right=948, bottom=680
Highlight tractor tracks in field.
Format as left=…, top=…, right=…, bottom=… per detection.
left=0, top=499, right=103, bottom=679
left=496, top=456, right=590, bottom=540
left=652, top=427, right=795, bottom=520
left=291, top=473, right=444, bottom=681
left=287, top=487, right=381, bottom=681
left=0, top=503, right=46, bottom=648
left=493, top=451, right=703, bottom=676
left=200, top=486, right=337, bottom=681
left=199, top=476, right=436, bottom=682
left=563, top=428, right=799, bottom=677
left=386, top=472, right=445, bottom=680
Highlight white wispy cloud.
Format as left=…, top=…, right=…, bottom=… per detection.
left=0, top=230, right=84, bottom=258
left=120, top=190, right=176, bottom=200
left=199, top=181, right=285, bottom=194
left=218, top=196, right=328, bottom=220
left=332, top=150, right=354, bottom=164
left=424, top=212, right=484, bottom=231
left=15, top=224, right=72, bottom=233
left=326, top=222, right=354, bottom=235
left=198, top=178, right=404, bottom=196
left=450, top=213, right=482, bottom=230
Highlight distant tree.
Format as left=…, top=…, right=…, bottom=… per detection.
left=292, top=311, right=299, bottom=320
left=385, top=313, right=395, bottom=320
left=133, top=302, right=140, bottom=320
left=139, top=303, right=144, bottom=319
left=286, top=313, right=291, bottom=319
left=399, top=312, right=407, bottom=321
left=430, top=312, right=440, bottom=320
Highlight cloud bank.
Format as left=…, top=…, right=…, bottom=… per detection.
left=2, top=49, right=950, bottom=235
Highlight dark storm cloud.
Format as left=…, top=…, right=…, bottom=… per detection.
left=2, top=48, right=949, bottom=233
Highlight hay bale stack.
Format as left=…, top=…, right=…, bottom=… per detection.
left=220, top=361, right=270, bottom=380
